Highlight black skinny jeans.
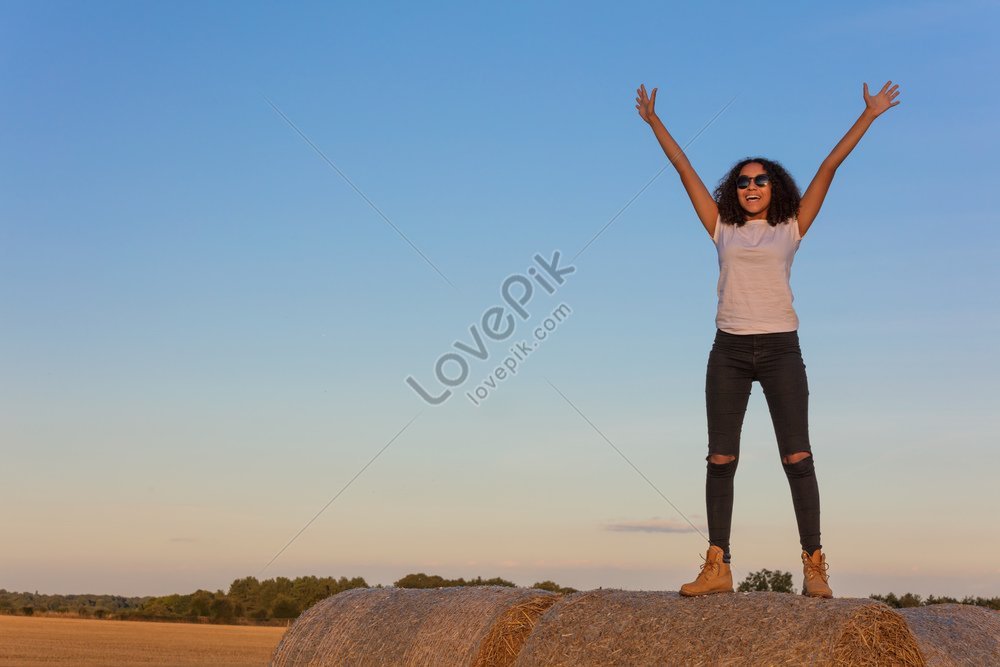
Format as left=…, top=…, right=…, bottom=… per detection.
left=704, top=328, right=821, bottom=557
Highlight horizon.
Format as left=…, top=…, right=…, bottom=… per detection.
left=8, top=559, right=997, bottom=602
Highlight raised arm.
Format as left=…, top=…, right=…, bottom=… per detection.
left=797, top=80, right=901, bottom=237
left=636, top=84, right=719, bottom=238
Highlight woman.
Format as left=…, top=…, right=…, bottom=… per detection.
left=635, top=81, right=900, bottom=597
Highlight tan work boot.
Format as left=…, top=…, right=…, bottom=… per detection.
left=680, top=545, right=733, bottom=596
left=801, top=549, right=833, bottom=598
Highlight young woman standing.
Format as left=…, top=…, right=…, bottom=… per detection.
left=635, top=81, right=900, bottom=597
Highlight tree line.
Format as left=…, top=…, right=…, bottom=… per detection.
left=1, top=570, right=994, bottom=623
left=0, top=576, right=366, bottom=624
left=0, top=573, right=575, bottom=624
left=392, top=573, right=576, bottom=594
left=735, top=569, right=999, bottom=609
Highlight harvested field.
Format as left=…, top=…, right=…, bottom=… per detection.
left=271, top=586, right=558, bottom=666
left=0, top=614, right=286, bottom=666
left=897, top=603, right=1000, bottom=666
left=513, top=590, right=926, bottom=666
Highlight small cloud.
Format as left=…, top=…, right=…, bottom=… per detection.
left=604, top=519, right=700, bottom=534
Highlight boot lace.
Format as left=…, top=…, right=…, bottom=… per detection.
left=696, top=553, right=721, bottom=580
left=803, top=553, right=830, bottom=582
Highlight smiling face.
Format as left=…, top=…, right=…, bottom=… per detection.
left=738, top=162, right=771, bottom=221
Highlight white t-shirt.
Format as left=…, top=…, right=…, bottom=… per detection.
left=712, top=214, right=802, bottom=334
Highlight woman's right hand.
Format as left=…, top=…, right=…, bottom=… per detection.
left=635, top=84, right=658, bottom=124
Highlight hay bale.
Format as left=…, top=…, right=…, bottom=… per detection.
left=897, top=603, right=1000, bottom=666
left=270, top=586, right=558, bottom=666
left=512, top=590, right=926, bottom=666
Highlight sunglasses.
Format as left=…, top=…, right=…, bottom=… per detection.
left=737, top=174, right=770, bottom=189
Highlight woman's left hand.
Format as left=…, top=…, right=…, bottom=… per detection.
left=863, top=80, right=901, bottom=117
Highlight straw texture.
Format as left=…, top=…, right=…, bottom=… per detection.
left=897, top=604, right=1000, bottom=666
left=270, top=586, right=558, bottom=667
left=512, top=590, right=926, bottom=666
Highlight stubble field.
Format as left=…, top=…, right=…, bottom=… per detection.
left=0, top=615, right=287, bottom=666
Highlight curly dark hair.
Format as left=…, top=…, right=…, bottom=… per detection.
left=713, top=157, right=801, bottom=227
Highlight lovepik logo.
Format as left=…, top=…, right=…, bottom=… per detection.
left=406, top=251, right=575, bottom=406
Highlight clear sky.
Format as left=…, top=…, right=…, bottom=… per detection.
left=2, top=1, right=998, bottom=599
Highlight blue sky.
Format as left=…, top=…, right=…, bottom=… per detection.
left=2, top=1, right=998, bottom=598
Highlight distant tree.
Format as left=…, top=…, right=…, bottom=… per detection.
left=868, top=593, right=1000, bottom=611
left=394, top=573, right=517, bottom=589
left=925, top=595, right=959, bottom=605
left=258, top=577, right=294, bottom=613
left=210, top=597, right=234, bottom=622
left=961, top=596, right=1000, bottom=610
left=469, top=576, right=516, bottom=588
left=870, top=593, right=900, bottom=608
left=395, top=573, right=448, bottom=589
left=271, top=594, right=299, bottom=619
left=189, top=590, right=213, bottom=618
left=532, top=581, right=578, bottom=594
left=21, top=606, right=34, bottom=616
left=872, top=593, right=1000, bottom=611
left=737, top=569, right=794, bottom=593
left=228, top=577, right=261, bottom=606
left=285, top=575, right=365, bottom=612
left=291, top=576, right=325, bottom=610
left=141, top=600, right=173, bottom=618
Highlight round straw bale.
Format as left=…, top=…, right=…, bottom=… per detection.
left=270, top=586, right=559, bottom=667
left=897, top=603, right=1000, bottom=666
left=512, top=590, right=926, bottom=666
